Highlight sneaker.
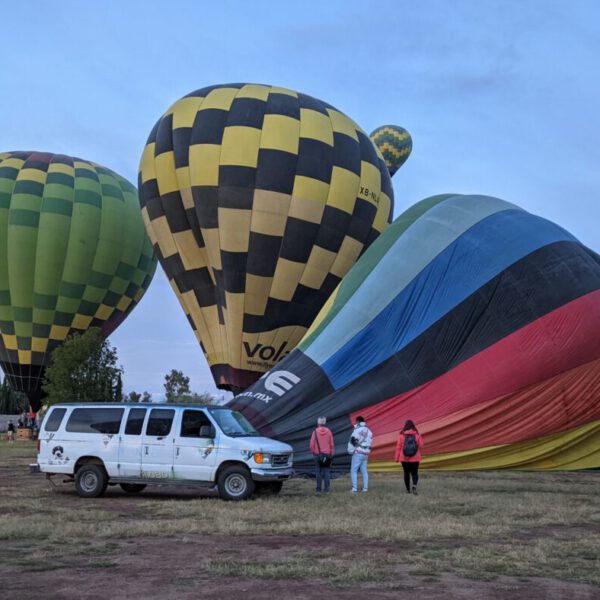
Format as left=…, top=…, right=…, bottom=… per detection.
left=412, top=485, right=418, bottom=495
left=406, top=489, right=411, bottom=494
left=361, top=489, right=368, bottom=493
left=351, top=489, right=358, bottom=494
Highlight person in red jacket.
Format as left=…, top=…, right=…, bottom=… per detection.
left=309, top=417, right=334, bottom=494
left=395, top=420, right=424, bottom=495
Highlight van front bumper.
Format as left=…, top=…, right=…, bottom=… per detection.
left=29, top=463, right=41, bottom=473
left=251, top=467, right=294, bottom=481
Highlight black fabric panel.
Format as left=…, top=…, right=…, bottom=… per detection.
left=0, top=362, right=46, bottom=411
left=297, top=93, right=328, bottom=114
left=173, top=127, right=192, bottom=168
left=357, top=129, right=379, bottom=167
left=190, top=108, right=229, bottom=145
left=266, top=93, right=300, bottom=119
left=246, top=232, right=282, bottom=277
left=161, top=191, right=189, bottom=233
left=255, top=149, right=297, bottom=194
left=220, top=251, right=248, bottom=293
left=296, top=138, right=334, bottom=183
left=219, top=165, right=257, bottom=188
left=193, top=186, right=219, bottom=228
left=333, top=132, right=361, bottom=176
left=226, top=97, right=266, bottom=128
left=184, top=83, right=244, bottom=99
left=144, top=193, right=164, bottom=219
left=216, top=186, right=254, bottom=210
left=279, top=217, right=321, bottom=263
left=154, top=113, right=174, bottom=155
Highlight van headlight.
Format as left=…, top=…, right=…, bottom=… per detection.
left=253, top=453, right=272, bottom=465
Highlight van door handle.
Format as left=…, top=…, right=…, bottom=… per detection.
left=176, top=447, right=180, bottom=457
left=144, top=446, right=148, bottom=455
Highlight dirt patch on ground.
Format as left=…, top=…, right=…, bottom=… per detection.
left=2, top=533, right=599, bottom=599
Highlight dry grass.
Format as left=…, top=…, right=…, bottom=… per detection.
left=1, top=440, right=599, bottom=587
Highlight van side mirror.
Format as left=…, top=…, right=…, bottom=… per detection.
left=199, top=425, right=215, bottom=438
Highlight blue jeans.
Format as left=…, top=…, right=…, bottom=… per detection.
left=314, top=458, right=331, bottom=492
left=351, top=453, right=368, bottom=491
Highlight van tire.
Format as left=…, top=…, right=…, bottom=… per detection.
left=120, top=483, right=146, bottom=494
left=75, top=464, right=108, bottom=498
left=217, top=465, right=254, bottom=501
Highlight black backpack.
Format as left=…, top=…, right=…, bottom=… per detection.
left=403, top=433, right=418, bottom=458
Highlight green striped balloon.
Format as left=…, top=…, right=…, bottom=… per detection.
left=0, top=151, right=157, bottom=409
left=369, top=125, right=412, bottom=177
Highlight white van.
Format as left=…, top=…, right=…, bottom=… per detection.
left=31, top=403, right=293, bottom=500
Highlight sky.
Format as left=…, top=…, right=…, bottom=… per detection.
left=2, top=1, right=599, bottom=399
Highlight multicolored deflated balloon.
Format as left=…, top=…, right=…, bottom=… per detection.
left=230, top=193, right=600, bottom=471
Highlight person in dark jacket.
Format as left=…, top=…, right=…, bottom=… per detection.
left=309, top=417, right=334, bottom=494
left=394, top=420, right=424, bottom=494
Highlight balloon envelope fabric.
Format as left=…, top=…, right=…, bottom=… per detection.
left=0, top=151, right=157, bottom=410
left=369, top=125, right=412, bottom=177
left=230, top=193, right=600, bottom=471
left=139, top=83, right=394, bottom=392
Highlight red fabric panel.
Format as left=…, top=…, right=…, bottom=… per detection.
left=356, top=290, right=600, bottom=443
left=370, top=357, right=600, bottom=460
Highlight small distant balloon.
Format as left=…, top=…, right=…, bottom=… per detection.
left=369, top=125, right=412, bottom=177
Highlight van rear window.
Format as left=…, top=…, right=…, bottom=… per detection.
left=66, top=408, right=124, bottom=434
left=44, top=408, right=66, bottom=432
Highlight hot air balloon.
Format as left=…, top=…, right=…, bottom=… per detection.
left=230, top=194, right=600, bottom=471
left=369, top=125, right=412, bottom=177
left=0, top=151, right=157, bottom=410
left=139, top=83, right=394, bottom=392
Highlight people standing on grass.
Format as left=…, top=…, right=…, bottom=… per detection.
left=395, top=420, right=424, bottom=495
left=6, top=420, right=15, bottom=442
left=348, top=416, right=373, bottom=493
left=309, top=417, right=334, bottom=495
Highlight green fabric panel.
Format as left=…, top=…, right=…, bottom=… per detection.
left=33, top=293, right=57, bottom=310
left=0, top=290, right=10, bottom=305
left=45, top=172, right=74, bottom=187
left=9, top=209, right=40, bottom=227
left=41, top=195, right=73, bottom=217
left=14, top=321, right=33, bottom=339
left=32, top=323, right=51, bottom=337
left=299, top=194, right=457, bottom=351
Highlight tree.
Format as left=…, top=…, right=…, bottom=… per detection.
left=0, top=377, right=28, bottom=414
left=127, top=391, right=142, bottom=403
left=42, top=328, right=123, bottom=406
left=175, top=392, right=220, bottom=405
left=141, top=391, right=152, bottom=403
left=164, top=369, right=191, bottom=402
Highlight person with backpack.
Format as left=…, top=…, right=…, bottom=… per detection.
left=395, top=420, right=424, bottom=494
left=309, top=417, right=334, bottom=494
left=348, top=416, right=373, bottom=493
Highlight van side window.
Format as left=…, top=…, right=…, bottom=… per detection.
left=181, top=410, right=212, bottom=438
left=44, top=408, right=66, bottom=432
left=66, top=408, right=124, bottom=434
left=125, top=409, right=147, bottom=435
left=146, top=409, right=175, bottom=437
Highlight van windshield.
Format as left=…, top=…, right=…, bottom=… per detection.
left=208, top=409, right=260, bottom=437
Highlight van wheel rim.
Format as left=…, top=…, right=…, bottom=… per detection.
left=225, top=474, right=247, bottom=496
left=81, top=472, right=98, bottom=492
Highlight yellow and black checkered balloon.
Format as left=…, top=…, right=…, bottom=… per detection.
left=139, top=83, right=394, bottom=391
left=369, top=125, right=412, bottom=177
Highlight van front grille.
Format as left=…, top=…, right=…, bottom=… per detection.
left=271, top=454, right=290, bottom=467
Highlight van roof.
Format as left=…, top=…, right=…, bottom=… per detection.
left=49, top=403, right=230, bottom=410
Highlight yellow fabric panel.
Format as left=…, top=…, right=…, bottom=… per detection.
left=220, top=126, right=261, bottom=167
left=173, top=230, right=207, bottom=270
left=72, top=314, right=93, bottom=330
left=2, top=334, right=18, bottom=351
left=94, top=304, right=114, bottom=321
left=18, top=350, right=32, bottom=365
left=368, top=419, right=600, bottom=472
left=359, top=161, right=385, bottom=209
left=300, top=246, right=338, bottom=289
left=174, top=165, right=193, bottom=208
left=73, top=161, right=93, bottom=172
left=270, top=258, right=305, bottom=301
left=31, top=338, right=48, bottom=353
left=117, top=296, right=132, bottom=312
left=328, top=167, right=359, bottom=213
left=189, top=144, right=221, bottom=187
left=49, top=325, right=70, bottom=341
left=239, top=325, right=305, bottom=372
left=250, top=190, right=291, bottom=237
left=327, top=109, right=359, bottom=141
left=329, top=236, right=364, bottom=278
left=260, top=114, right=300, bottom=154
left=139, top=143, right=157, bottom=184
left=141, top=208, right=157, bottom=246
left=373, top=193, right=392, bottom=232
left=303, top=284, right=340, bottom=340
left=299, top=109, right=334, bottom=146
left=218, top=208, right=252, bottom=253
left=154, top=151, right=178, bottom=195
left=269, top=86, right=298, bottom=97
left=19, top=168, right=47, bottom=184
left=151, top=216, right=178, bottom=258
left=292, top=176, right=330, bottom=206
left=237, top=84, right=270, bottom=101
left=244, top=274, right=273, bottom=316
left=47, top=162, right=74, bottom=177
left=199, top=87, right=238, bottom=111
left=171, top=96, right=204, bottom=129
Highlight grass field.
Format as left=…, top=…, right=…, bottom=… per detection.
left=1, top=440, right=599, bottom=599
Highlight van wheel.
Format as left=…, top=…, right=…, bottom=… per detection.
left=218, top=466, right=255, bottom=501
left=256, top=481, right=283, bottom=495
left=120, top=483, right=146, bottom=494
left=75, top=464, right=108, bottom=498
